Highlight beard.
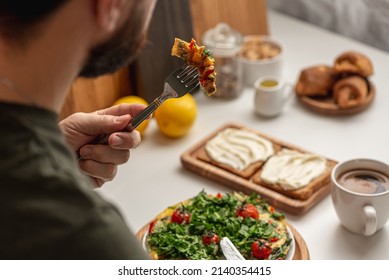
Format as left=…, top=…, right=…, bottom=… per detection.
left=78, top=6, right=149, bottom=78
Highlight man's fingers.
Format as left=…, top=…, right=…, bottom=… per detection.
left=84, top=103, right=147, bottom=137
left=89, top=114, right=133, bottom=136
left=96, top=103, right=146, bottom=118
left=108, top=130, right=141, bottom=149
left=92, top=178, right=105, bottom=188
left=79, top=144, right=130, bottom=164
left=78, top=159, right=118, bottom=182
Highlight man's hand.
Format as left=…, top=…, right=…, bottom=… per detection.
left=59, top=103, right=146, bottom=187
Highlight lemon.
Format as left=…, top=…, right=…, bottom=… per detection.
left=154, top=94, right=197, bottom=138
left=113, top=95, right=149, bottom=135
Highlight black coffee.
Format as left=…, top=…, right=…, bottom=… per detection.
left=337, top=169, right=389, bottom=194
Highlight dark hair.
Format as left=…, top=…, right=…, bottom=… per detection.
left=0, top=0, right=69, bottom=43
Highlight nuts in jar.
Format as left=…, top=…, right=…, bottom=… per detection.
left=240, top=37, right=281, bottom=61
left=238, top=35, right=284, bottom=87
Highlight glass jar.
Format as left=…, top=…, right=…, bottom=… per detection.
left=202, top=23, right=243, bottom=99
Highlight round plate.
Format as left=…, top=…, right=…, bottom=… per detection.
left=137, top=222, right=308, bottom=260
left=297, top=80, right=375, bottom=115
left=285, top=226, right=295, bottom=260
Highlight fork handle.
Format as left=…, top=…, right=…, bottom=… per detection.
left=126, top=98, right=162, bottom=132
left=93, top=97, right=163, bottom=145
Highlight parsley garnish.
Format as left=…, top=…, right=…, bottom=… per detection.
left=203, top=49, right=213, bottom=58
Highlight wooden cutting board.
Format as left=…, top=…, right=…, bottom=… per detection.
left=189, top=0, right=269, bottom=42
left=180, top=123, right=338, bottom=215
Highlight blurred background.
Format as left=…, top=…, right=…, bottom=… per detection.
left=60, top=0, right=268, bottom=120
left=60, top=0, right=389, bottom=120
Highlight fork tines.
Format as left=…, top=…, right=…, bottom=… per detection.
left=177, top=65, right=199, bottom=86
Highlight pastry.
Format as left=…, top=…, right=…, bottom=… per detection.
left=145, top=191, right=293, bottom=260
left=295, top=65, right=338, bottom=96
left=333, top=75, right=368, bottom=109
left=171, top=38, right=217, bottom=96
left=334, top=51, right=373, bottom=77
left=253, top=148, right=336, bottom=200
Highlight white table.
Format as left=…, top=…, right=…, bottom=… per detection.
left=99, top=11, right=389, bottom=260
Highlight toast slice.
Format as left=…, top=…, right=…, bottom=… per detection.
left=252, top=150, right=337, bottom=200
left=195, top=147, right=267, bottom=179
left=195, top=127, right=281, bottom=179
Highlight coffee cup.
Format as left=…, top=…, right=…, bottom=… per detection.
left=253, top=76, right=292, bottom=117
left=331, top=158, right=389, bottom=236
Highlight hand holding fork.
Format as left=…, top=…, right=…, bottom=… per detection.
left=91, top=65, right=199, bottom=146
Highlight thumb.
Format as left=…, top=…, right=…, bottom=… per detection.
left=81, top=113, right=132, bottom=136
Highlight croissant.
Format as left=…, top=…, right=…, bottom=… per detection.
left=333, top=76, right=368, bottom=109
left=295, top=65, right=337, bottom=96
left=334, top=51, right=373, bottom=77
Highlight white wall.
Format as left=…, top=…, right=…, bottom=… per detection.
left=268, top=0, right=389, bottom=52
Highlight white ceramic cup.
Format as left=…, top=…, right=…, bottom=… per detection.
left=331, top=158, right=389, bottom=236
left=238, top=35, right=284, bottom=87
left=253, top=76, right=292, bottom=117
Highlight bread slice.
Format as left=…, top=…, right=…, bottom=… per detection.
left=252, top=154, right=337, bottom=201
left=195, top=128, right=281, bottom=179
left=195, top=147, right=265, bottom=179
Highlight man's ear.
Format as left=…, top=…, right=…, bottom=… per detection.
left=94, top=0, right=123, bottom=32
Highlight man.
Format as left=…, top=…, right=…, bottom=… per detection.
left=0, top=0, right=156, bottom=259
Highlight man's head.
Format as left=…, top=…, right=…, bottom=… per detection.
left=0, top=0, right=156, bottom=78
left=0, top=1, right=69, bottom=44
left=79, top=1, right=154, bottom=77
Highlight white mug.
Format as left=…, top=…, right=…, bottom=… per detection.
left=253, top=76, right=292, bottom=117
left=331, top=158, right=389, bottom=236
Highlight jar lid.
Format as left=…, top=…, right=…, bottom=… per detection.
left=202, top=23, right=243, bottom=56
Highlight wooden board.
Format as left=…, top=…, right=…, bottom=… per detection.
left=297, top=80, right=375, bottom=115
left=136, top=222, right=309, bottom=260
left=189, top=0, right=269, bottom=43
left=60, top=67, right=132, bottom=120
left=180, top=123, right=338, bottom=215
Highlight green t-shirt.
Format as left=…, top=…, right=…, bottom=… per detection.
left=0, top=102, right=149, bottom=259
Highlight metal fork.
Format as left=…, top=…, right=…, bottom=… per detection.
left=94, top=65, right=199, bottom=145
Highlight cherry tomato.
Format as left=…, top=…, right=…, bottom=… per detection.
left=148, top=220, right=156, bottom=234
left=269, top=237, right=279, bottom=242
left=171, top=208, right=190, bottom=224
left=235, top=203, right=259, bottom=219
left=216, top=193, right=223, bottom=199
left=252, top=239, right=272, bottom=259
left=199, top=77, right=206, bottom=87
left=202, top=233, right=220, bottom=245
left=203, top=69, right=214, bottom=79
left=188, top=39, right=195, bottom=49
